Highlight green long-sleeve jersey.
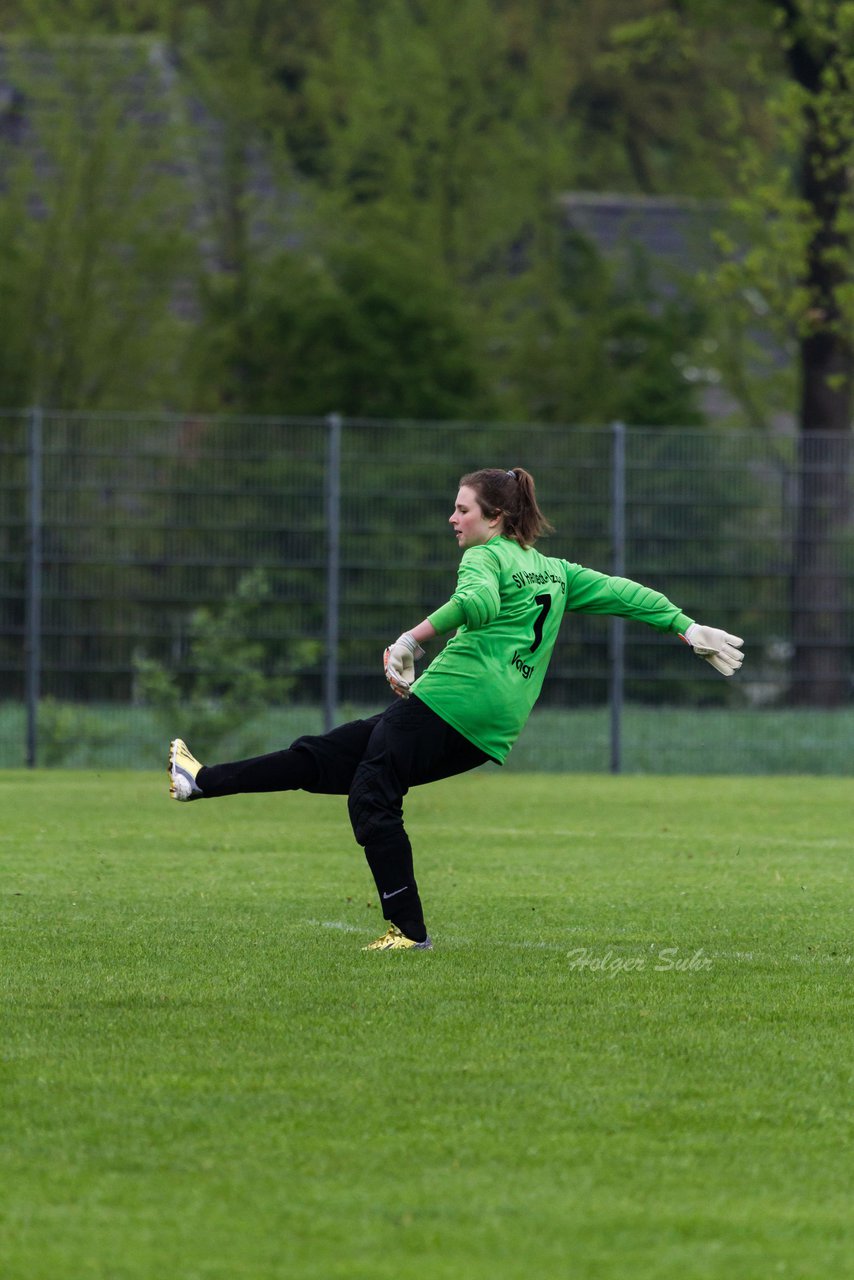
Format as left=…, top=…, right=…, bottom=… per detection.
left=411, top=534, right=694, bottom=763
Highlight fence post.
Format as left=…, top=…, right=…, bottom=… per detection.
left=323, top=413, right=342, bottom=733
left=25, top=406, right=43, bottom=768
left=609, top=421, right=626, bottom=775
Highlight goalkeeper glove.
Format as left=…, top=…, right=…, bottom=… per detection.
left=681, top=623, right=744, bottom=677
left=383, top=632, right=425, bottom=698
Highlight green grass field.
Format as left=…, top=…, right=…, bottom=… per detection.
left=1, top=771, right=852, bottom=1279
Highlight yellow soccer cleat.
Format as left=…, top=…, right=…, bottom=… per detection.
left=362, top=924, right=433, bottom=952
left=168, top=738, right=204, bottom=801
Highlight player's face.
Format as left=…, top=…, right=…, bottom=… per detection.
left=449, top=486, right=502, bottom=550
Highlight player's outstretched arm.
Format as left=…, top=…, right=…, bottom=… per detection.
left=383, top=620, right=437, bottom=698
left=680, top=623, right=744, bottom=677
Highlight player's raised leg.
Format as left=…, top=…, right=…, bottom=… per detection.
left=166, top=715, right=385, bottom=802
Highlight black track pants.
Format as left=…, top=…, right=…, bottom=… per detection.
left=197, top=697, right=490, bottom=933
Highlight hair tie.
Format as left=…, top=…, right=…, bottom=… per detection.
left=506, top=469, right=516, bottom=478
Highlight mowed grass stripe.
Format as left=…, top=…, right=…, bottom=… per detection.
left=0, top=772, right=851, bottom=1280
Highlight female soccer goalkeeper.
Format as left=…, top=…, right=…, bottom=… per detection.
left=168, top=467, right=744, bottom=952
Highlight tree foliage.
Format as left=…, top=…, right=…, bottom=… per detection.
left=0, top=0, right=729, bottom=423
left=0, top=36, right=198, bottom=408
left=0, top=1, right=845, bottom=423
left=193, top=242, right=487, bottom=419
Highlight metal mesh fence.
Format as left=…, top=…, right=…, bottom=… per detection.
left=2, top=410, right=853, bottom=772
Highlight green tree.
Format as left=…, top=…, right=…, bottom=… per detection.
left=194, top=242, right=487, bottom=418
left=1, top=0, right=741, bottom=424
left=702, top=0, right=853, bottom=704
left=780, top=1, right=854, bottom=706
left=0, top=35, right=198, bottom=409
left=498, top=232, right=707, bottom=426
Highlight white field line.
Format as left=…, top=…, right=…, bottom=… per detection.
left=305, top=921, right=851, bottom=963
left=307, top=918, right=556, bottom=949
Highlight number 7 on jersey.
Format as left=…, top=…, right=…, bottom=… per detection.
left=531, top=594, right=552, bottom=653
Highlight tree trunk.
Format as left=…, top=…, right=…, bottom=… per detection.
left=791, top=429, right=851, bottom=706
left=785, top=7, right=853, bottom=706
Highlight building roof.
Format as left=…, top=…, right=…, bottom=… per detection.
left=559, top=192, right=724, bottom=294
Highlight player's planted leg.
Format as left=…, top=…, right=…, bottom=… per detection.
left=349, top=768, right=431, bottom=948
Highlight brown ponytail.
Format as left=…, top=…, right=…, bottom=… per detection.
left=459, top=467, right=554, bottom=548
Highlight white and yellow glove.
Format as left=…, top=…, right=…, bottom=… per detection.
left=383, top=632, right=425, bottom=698
left=681, top=623, right=744, bottom=677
